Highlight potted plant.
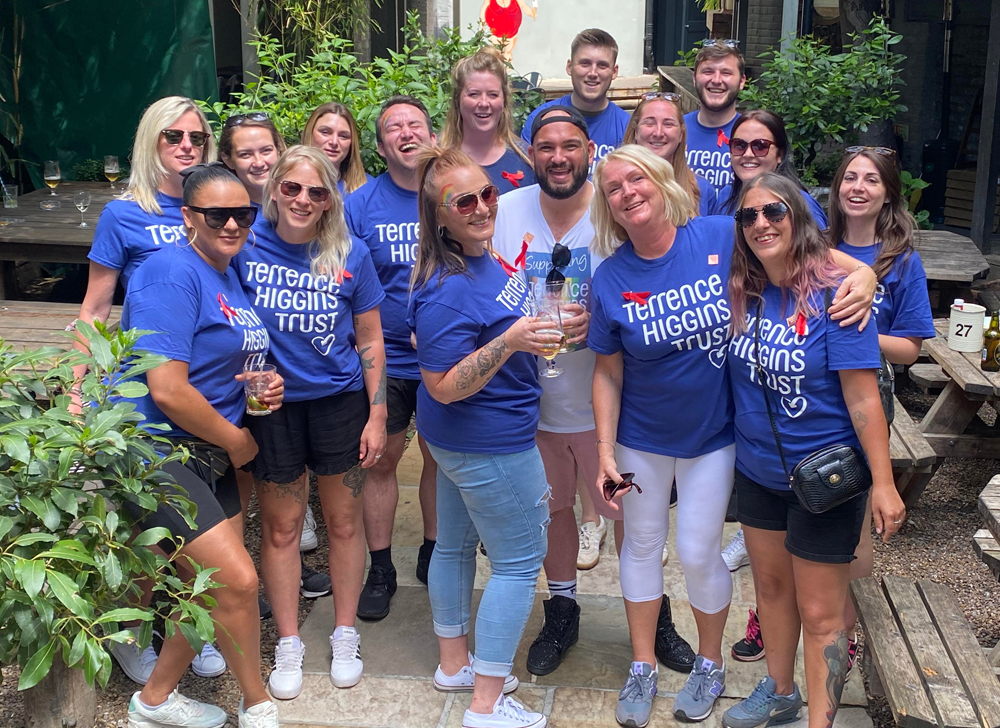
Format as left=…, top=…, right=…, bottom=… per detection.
left=0, top=322, right=219, bottom=728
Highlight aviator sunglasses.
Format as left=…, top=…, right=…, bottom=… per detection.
left=279, top=180, right=331, bottom=203
left=735, top=201, right=789, bottom=228
left=161, top=129, right=211, bottom=147
left=730, top=138, right=776, bottom=158
left=640, top=92, right=682, bottom=103
left=223, top=112, right=270, bottom=129
left=186, top=205, right=258, bottom=229
left=845, top=145, right=896, bottom=158
left=603, top=472, right=642, bottom=502
left=702, top=38, right=740, bottom=48
left=438, top=184, right=500, bottom=216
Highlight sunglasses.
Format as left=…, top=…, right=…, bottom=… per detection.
left=845, top=145, right=896, bottom=158
left=223, top=112, right=270, bottom=129
left=279, top=180, right=331, bottom=203
left=187, top=205, right=258, bottom=229
left=735, top=201, right=789, bottom=228
left=161, top=129, right=211, bottom=147
left=603, top=472, right=642, bottom=502
left=640, top=92, right=682, bottom=103
left=730, top=138, right=775, bottom=157
left=438, top=184, right=500, bottom=216
left=702, top=38, right=740, bottom=48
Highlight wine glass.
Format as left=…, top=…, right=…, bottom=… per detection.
left=533, top=290, right=565, bottom=378
left=74, top=190, right=91, bottom=227
left=544, top=280, right=572, bottom=353
left=43, top=161, right=60, bottom=196
left=104, top=155, right=120, bottom=192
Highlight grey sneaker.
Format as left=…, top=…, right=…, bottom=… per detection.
left=616, top=662, right=658, bottom=728
left=722, top=676, right=802, bottom=728
left=673, top=655, right=726, bottom=721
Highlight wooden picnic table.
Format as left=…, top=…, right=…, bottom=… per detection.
left=0, top=181, right=115, bottom=299
left=0, top=300, right=121, bottom=352
left=912, top=230, right=991, bottom=286
left=975, top=477, right=1000, bottom=670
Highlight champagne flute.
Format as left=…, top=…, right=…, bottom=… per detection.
left=43, top=161, right=60, bottom=196
left=534, top=292, right=564, bottom=378
left=74, top=190, right=91, bottom=227
left=104, top=155, right=120, bottom=192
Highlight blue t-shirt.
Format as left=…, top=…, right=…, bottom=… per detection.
left=521, top=95, right=631, bottom=174
left=836, top=242, right=935, bottom=339
left=727, top=284, right=881, bottom=490
left=124, top=244, right=270, bottom=438
left=344, top=173, right=420, bottom=380
left=233, top=218, right=384, bottom=402
left=407, top=252, right=542, bottom=454
left=337, top=173, right=374, bottom=200
left=710, top=187, right=828, bottom=230
left=485, top=146, right=536, bottom=195
left=587, top=216, right=736, bottom=458
left=695, top=175, right=717, bottom=217
left=684, top=112, right=740, bottom=189
left=89, top=192, right=187, bottom=290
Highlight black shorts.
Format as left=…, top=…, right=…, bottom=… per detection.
left=735, top=469, right=868, bottom=564
left=386, top=376, right=419, bottom=436
left=246, top=387, right=369, bottom=483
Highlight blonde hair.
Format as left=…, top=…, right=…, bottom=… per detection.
left=591, top=144, right=696, bottom=258
left=127, top=96, right=216, bottom=215
left=301, top=102, right=369, bottom=194
left=440, top=48, right=530, bottom=165
left=262, top=145, right=353, bottom=281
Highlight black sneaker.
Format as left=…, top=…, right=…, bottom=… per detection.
left=654, top=595, right=695, bottom=673
left=670, top=481, right=678, bottom=508
left=300, top=564, right=332, bottom=598
left=416, top=541, right=434, bottom=586
left=258, top=595, right=272, bottom=620
left=731, top=608, right=765, bottom=662
left=526, top=595, right=580, bottom=676
left=356, top=563, right=397, bottom=621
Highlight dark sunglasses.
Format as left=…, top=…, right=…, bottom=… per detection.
left=730, top=138, right=775, bottom=158
left=702, top=38, right=740, bottom=48
left=640, top=92, right=682, bottom=103
left=161, top=129, right=210, bottom=147
left=545, top=242, right=572, bottom=286
left=223, top=112, right=270, bottom=129
left=603, top=472, right=642, bottom=502
left=735, top=201, right=789, bottom=228
left=845, top=145, right=896, bottom=158
left=279, top=180, right=331, bottom=203
left=187, top=205, right=258, bottom=229
left=438, top=184, right=500, bottom=216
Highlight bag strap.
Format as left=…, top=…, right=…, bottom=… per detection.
left=754, top=298, right=794, bottom=487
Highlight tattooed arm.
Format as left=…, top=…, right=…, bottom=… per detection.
left=839, top=368, right=904, bottom=540
left=354, top=306, right=387, bottom=468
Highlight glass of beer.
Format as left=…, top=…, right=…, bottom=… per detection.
left=104, top=156, right=120, bottom=192
left=43, top=161, right=60, bottom=196
left=243, top=362, right=276, bottom=416
left=533, top=290, right=565, bottom=378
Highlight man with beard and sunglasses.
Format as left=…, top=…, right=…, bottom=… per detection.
left=494, top=108, right=694, bottom=678
left=684, top=41, right=746, bottom=190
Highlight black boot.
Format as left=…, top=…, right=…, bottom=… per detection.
left=416, top=539, right=435, bottom=586
left=356, top=563, right=397, bottom=621
left=526, top=595, right=580, bottom=676
left=654, top=595, right=695, bottom=672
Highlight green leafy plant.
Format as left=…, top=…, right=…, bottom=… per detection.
left=255, top=0, right=383, bottom=68
left=674, top=47, right=699, bottom=68
left=0, top=323, right=220, bottom=691
left=72, top=159, right=130, bottom=183
left=901, top=170, right=932, bottom=229
left=741, top=17, right=906, bottom=183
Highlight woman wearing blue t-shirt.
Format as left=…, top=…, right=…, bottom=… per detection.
left=302, top=102, right=373, bottom=198
left=440, top=48, right=535, bottom=196
left=123, top=163, right=282, bottom=728
left=235, top=146, right=387, bottom=697
left=722, top=173, right=904, bottom=728
left=407, top=147, right=558, bottom=728
left=219, top=112, right=285, bottom=207
left=623, top=93, right=717, bottom=217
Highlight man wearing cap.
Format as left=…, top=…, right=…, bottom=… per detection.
left=684, top=41, right=746, bottom=189
left=494, top=107, right=695, bottom=677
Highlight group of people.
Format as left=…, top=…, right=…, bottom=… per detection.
left=70, top=27, right=932, bottom=728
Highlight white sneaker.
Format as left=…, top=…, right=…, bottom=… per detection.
left=722, top=529, right=750, bottom=571
left=463, top=693, right=546, bottom=727
left=238, top=698, right=280, bottom=728
left=576, top=517, right=606, bottom=570
left=329, top=626, right=363, bottom=688
left=191, top=642, right=226, bottom=678
left=434, top=653, right=519, bottom=694
left=268, top=636, right=305, bottom=699
left=127, top=689, right=227, bottom=728
left=112, top=639, right=158, bottom=685
left=300, top=505, right=318, bottom=552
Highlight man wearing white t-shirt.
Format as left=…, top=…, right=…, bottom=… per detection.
left=494, top=108, right=694, bottom=677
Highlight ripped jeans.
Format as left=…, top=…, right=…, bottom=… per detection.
left=425, top=442, right=549, bottom=677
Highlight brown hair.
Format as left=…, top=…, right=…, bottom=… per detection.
left=571, top=28, right=619, bottom=62
left=694, top=44, right=746, bottom=77
left=718, top=109, right=802, bottom=215
left=301, top=102, right=368, bottom=194
left=219, top=115, right=286, bottom=169
left=622, top=96, right=701, bottom=217
left=828, top=149, right=915, bottom=282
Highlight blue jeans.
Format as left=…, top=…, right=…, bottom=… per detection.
left=425, top=442, right=550, bottom=677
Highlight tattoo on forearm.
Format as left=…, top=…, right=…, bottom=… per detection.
left=476, top=337, right=507, bottom=375
left=852, top=409, right=869, bottom=436
left=823, top=630, right=849, bottom=728
left=358, top=345, right=374, bottom=372
left=455, top=357, right=477, bottom=391
left=343, top=463, right=367, bottom=498
left=453, top=337, right=507, bottom=394
left=372, top=361, right=387, bottom=405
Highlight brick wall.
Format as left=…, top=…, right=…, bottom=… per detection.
left=745, top=0, right=784, bottom=77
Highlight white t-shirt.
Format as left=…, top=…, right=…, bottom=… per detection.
left=493, top=184, right=605, bottom=433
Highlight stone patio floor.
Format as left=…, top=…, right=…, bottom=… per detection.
left=275, top=442, right=874, bottom=728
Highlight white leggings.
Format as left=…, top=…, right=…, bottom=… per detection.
left=618, top=443, right=735, bottom=613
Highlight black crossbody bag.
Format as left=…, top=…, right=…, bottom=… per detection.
left=753, top=299, right=872, bottom=514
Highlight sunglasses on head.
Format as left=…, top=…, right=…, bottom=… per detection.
left=730, top=138, right=775, bottom=158
left=545, top=242, right=572, bottom=287
left=702, top=38, right=740, bottom=48
left=845, top=145, right=896, bottom=158
left=735, top=201, right=789, bottom=228
left=279, top=180, right=331, bottom=203
left=223, top=112, right=270, bottom=129
left=187, top=205, right=258, bottom=229
left=603, top=472, right=642, bottom=502
left=161, top=129, right=210, bottom=147
left=640, top=92, right=682, bottom=103
left=438, top=184, right=500, bottom=216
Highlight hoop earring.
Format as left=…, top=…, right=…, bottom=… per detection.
left=181, top=227, right=196, bottom=248
left=437, top=225, right=447, bottom=239
left=248, top=227, right=257, bottom=248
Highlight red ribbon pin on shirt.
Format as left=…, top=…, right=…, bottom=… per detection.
left=501, top=170, right=525, bottom=188
left=794, top=312, right=809, bottom=337
left=717, top=128, right=730, bottom=147
left=497, top=254, right=519, bottom=277
left=335, top=269, right=353, bottom=285
left=217, top=293, right=238, bottom=324
left=622, top=291, right=651, bottom=306
left=514, top=238, right=530, bottom=270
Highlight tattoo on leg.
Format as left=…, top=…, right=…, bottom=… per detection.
left=343, top=463, right=368, bottom=498
left=823, top=630, right=849, bottom=728
left=255, top=478, right=271, bottom=494
left=275, top=480, right=304, bottom=504
left=373, top=361, right=387, bottom=405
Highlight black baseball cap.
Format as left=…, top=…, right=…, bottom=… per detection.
left=529, top=106, right=590, bottom=144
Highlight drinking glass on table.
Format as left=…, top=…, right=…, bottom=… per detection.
left=243, top=355, right=276, bottom=416
left=533, top=286, right=565, bottom=378
left=74, top=190, right=91, bottom=227
left=43, top=161, right=60, bottom=196
left=104, top=156, right=120, bottom=192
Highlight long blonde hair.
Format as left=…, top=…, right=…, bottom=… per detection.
left=590, top=144, right=696, bottom=258
left=301, top=102, right=369, bottom=194
left=262, top=146, right=353, bottom=281
left=440, top=48, right=530, bottom=165
left=127, top=96, right=216, bottom=215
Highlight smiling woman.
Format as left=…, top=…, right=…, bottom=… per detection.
left=302, top=102, right=372, bottom=197
left=219, top=113, right=286, bottom=206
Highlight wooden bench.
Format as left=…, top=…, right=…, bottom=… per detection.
left=910, top=364, right=952, bottom=394
left=889, top=395, right=939, bottom=506
left=851, top=576, right=1000, bottom=728
left=973, top=529, right=1000, bottom=581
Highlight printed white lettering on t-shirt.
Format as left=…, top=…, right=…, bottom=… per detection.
left=496, top=272, right=531, bottom=314
left=144, top=224, right=187, bottom=246
left=390, top=241, right=419, bottom=264
left=730, top=314, right=808, bottom=401
left=685, top=149, right=733, bottom=187
left=590, top=144, right=617, bottom=174
left=242, top=260, right=344, bottom=333
left=872, top=282, right=885, bottom=317
left=375, top=222, right=420, bottom=243
left=619, top=274, right=731, bottom=350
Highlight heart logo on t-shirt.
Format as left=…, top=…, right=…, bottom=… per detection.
left=708, top=347, right=727, bottom=369
left=311, top=334, right=336, bottom=356
left=781, top=396, right=807, bottom=418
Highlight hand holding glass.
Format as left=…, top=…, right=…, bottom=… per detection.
left=243, top=363, right=277, bottom=416
left=533, top=292, right=564, bottom=378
